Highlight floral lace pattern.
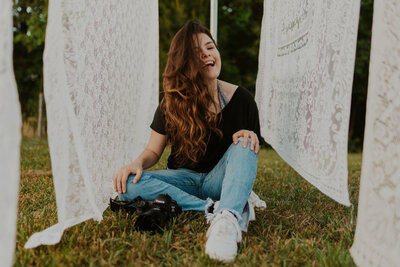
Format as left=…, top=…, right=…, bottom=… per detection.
left=255, top=0, right=360, bottom=205
left=0, top=0, right=22, bottom=265
left=350, top=1, right=400, bottom=265
left=25, top=0, right=159, bottom=248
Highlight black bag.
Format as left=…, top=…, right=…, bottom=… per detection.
left=109, top=194, right=182, bottom=232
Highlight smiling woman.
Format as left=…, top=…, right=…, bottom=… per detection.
left=162, top=22, right=224, bottom=166
left=113, top=20, right=263, bottom=263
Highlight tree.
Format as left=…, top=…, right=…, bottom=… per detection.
left=159, top=0, right=209, bottom=99
left=13, top=0, right=372, bottom=151
left=13, top=0, right=48, bottom=119
left=218, top=0, right=263, bottom=95
left=349, top=0, right=373, bottom=152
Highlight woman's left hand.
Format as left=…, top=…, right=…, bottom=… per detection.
left=232, top=129, right=260, bottom=154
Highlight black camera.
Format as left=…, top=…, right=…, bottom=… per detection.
left=109, top=194, right=182, bottom=232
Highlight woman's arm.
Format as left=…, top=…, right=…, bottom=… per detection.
left=137, top=130, right=168, bottom=169
left=232, top=87, right=261, bottom=154
left=113, top=130, right=167, bottom=194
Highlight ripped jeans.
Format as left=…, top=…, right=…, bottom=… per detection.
left=118, top=138, right=258, bottom=231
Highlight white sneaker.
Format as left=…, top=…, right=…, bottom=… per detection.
left=205, top=210, right=242, bottom=263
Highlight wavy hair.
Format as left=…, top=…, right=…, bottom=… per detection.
left=162, top=20, right=222, bottom=166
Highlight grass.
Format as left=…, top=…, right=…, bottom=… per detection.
left=15, top=138, right=362, bottom=266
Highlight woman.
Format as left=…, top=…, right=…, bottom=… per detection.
left=113, top=20, right=261, bottom=262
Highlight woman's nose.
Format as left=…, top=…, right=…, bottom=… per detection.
left=201, top=49, right=210, bottom=58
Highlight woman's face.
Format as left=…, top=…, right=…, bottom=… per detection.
left=196, top=33, right=221, bottom=81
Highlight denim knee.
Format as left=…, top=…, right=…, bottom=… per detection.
left=230, top=138, right=258, bottom=159
left=118, top=173, right=150, bottom=201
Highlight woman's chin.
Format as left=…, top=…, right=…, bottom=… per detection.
left=202, top=71, right=220, bottom=81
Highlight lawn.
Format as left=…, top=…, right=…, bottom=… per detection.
left=15, top=138, right=361, bottom=266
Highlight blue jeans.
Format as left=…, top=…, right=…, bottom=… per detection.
left=119, top=138, right=258, bottom=231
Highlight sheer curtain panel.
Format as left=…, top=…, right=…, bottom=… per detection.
left=255, top=0, right=360, bottom=205
left=0, top=0, right=22, bottom=265
left=25, top=0, right=159, bottom=248
left=350, top=0, right=400, bottom=265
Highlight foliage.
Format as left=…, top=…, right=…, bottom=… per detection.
left=13, top=0, right=48, bottom=119
left=16, top=138, right=361, bottom=266
left=348, top=0, right=374, bottom=152
left=159, top=0, right=263, bottom=96
left=158, top=0, right=210, bottom=100
left=13, top=0, right=373, bottom=150
left=218, top=0, right=263, bottom=95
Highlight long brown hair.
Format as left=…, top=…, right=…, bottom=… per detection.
left=162, top=20, right=222, bottom=166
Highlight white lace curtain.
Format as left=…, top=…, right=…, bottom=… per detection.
left=350, top=0, right=400, bottom=265
left=0, top=0, right=22, bottom=265
left=255, top=0, right=360, bottom=206
left=25, top=0, right=159, bottom=248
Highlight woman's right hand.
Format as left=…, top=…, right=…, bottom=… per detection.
left=113, top=161, right=143, bottom=194
left=113, top=130, right=167, bottom=194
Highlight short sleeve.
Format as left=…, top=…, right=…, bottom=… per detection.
left=249, top=100, right=262, bottom=144
left=240, top=87, right=263, bottom=144
left=150, top=104, right=166, bottom=135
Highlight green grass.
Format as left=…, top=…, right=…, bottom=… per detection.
left=15, top=138, right=361, bottom=266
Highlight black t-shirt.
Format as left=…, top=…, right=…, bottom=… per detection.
left=150, top=86, right=261, bottom=173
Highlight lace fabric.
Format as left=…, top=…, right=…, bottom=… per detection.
left=255, top=0, right=360, bottom=206
left=25, top=0, right=159, bottom=248
left=0, top=0, right=22, bottom=265
left=350, top=1, right=400, bottom=265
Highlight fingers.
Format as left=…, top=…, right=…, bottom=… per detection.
left=242, top=131, right=250, bottom=148
left=249, top=133, right=256, bottom=151
left=232, top=132, right=239, bottom=145
left=115, top=172, right=128, bottom=194
left=255, top=140, right=260, bottom=154
left=251, top=134, right=260, bottom=154
left=249, top=131, right=259, bottom=151
left=113, top=163, right=144, bottom=194
left=232, top=130, right=246, bottom=145
left=121, top=171, right=129, bottom=193
left=113, top=167, right=132, bottom=194
left=116, top=172, right=122, bottom=194
left=133, top=169, right=143, bottom=184
left=232, top=129, right=259, bottom=154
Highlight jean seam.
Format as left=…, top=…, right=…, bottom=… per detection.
left=154, top=180, right=196, bottom=187
left=198, top=173, right=206, bottom=199
left=143, top=173, right=198, bottom=187
left=203, top=156, right=227, bottom=184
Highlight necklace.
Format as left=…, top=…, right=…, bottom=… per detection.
left=217, top=82, right=229, bottom=109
